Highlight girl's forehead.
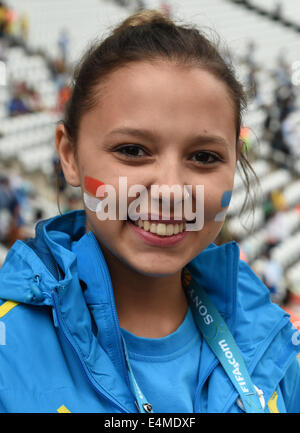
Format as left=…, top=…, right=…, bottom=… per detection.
left=98, top=60, right=231, bottom=98
left=79, top=61, right=237, bottom=147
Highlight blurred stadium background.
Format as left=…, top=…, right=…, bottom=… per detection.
left=1, top=0, right=300, bottom=320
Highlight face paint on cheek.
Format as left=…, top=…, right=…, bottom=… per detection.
left=214, top=190, right=232, bottom=222
left=83, top=176, right=106, bottom=213
left=84, top=176, right=106, bottom=197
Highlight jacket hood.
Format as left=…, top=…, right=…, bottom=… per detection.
left=0, top=210, right=87, bottom=306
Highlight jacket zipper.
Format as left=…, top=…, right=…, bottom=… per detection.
left=194, top=359, right=218, bottom=413
left=88, top=233, right=130, bottom=389
left=51, top=290, right=130, bottom=413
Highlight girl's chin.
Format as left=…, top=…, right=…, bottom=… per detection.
left=124, top=256, right=185, bottom=278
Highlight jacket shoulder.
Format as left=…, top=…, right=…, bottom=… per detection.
left=279, top=356, right=300, bottom=413
left=235, top=258, right=287, bottom=322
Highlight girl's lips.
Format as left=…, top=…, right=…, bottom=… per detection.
left=127, top=220, right=189, bottom=247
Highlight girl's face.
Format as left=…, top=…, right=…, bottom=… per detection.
left=59, top=61, right=241, bottom=277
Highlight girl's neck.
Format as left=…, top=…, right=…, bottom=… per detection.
left=101, top=246, right=188, bottom=339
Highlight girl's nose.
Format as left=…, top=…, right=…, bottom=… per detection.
left=149, top=158, right=190, bottom=215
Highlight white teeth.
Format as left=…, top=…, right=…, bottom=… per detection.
left=150, top=223, right=157, bottom=234
left=157, top=223, right=167, bottom=236
left=166, top=224, right=174, bottom=236
left=144, top=221, right=150, bottom=231
left=133, top=219, right=186, bottom=236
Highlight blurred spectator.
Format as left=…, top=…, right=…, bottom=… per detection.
left=57, top=82, right=71, bottom=113
left=19, top=12, right=29, bottom=43
left=0, top=173, right=23, bottom=246
left=135, top=0, right=145, bottom=12
left=5, top=5, right=17, bottom=37
left=58, top=28, right=70, bottom=66
left=8, top=81, right=42, bottom=116
left=265, top=207, right=291, bottom=252
left=262, top=104, right=280, bottom=141
left=244, top=40, right=257, bottom=69
left=282, top=114, right=299, bottom=157
left=0, top=38, right=6, bottom=60
left=275, top=85, right=295, bottom=122
left=0, top=1, right=7, bottom=38
left=8, top=88, right=31, bottom=116
left=261, top=249, right=284, bottom=302
left=49, top=57, right=69, bottom=89
left=25, top=86, right=42, bottom=112
left=114, top=0, right=128, bottom=7
left=271, top=189, right=287, bottom=213
left=272, top=2, right=283, bottom=21
left=274, top=52, right=291, bottom=87
left=282, top=289, right=300, bottom=320
left=263, top=85, right=296, bottom=166
left=262, top=192, right=276, bottom=222
left=247, top=67, right=258, bottom=99
left=240, top=126, right=252, bottom=153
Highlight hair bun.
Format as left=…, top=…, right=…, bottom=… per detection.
left=113, top=9, right=173, bottom=34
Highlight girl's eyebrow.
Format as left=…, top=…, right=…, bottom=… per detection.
left=106, top=127, right=157, bottom=141
left=188, top=134, right=230, bottom=148
left=106, top=127, right=230, bottom=148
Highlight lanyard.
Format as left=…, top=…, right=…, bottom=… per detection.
left=122, top=268, right=265, bottom=414
left=122, top=336, right=154, bottom=413
left=182, top=268, right=265, bottom=413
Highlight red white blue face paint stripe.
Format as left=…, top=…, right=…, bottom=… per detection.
left=214, top=190, right=232, bottom=222
left=83, top=176, right=106, bottom=212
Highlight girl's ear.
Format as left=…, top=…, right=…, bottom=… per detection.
left=56, top=123, right=81, bottom=187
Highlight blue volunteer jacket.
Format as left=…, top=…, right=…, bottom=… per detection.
left=0, top=209, right=299, bottom=413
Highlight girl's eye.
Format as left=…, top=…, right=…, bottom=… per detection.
left=115, top=145, right=147, bottom=158
left=191, top=151, right=222, bottom=165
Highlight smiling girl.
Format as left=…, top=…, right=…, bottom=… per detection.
left=0, top=10, right=299, bottom=414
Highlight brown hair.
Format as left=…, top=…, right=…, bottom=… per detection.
left=61, top=9, right=259, bottom=218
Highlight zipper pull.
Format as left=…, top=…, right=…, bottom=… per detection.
left=51, top=290, right=59, bottom=328
left=52, top=306, right=59, bottom=328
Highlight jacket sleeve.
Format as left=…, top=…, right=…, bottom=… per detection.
left=279, top=356, right=300, bottom=413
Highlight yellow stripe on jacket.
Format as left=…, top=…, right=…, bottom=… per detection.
left=0, top=301, right=19, bottom=318
left=267, top=391, right=280, bottom=413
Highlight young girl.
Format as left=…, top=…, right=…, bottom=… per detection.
left=0, top=10, right=299, bottom=414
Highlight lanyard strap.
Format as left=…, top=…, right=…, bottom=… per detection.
left=182, top=268, right=265, bottom=413
left=122, top=268, right=265, bottom=414
left=122, top=336, right=154, bottom=413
